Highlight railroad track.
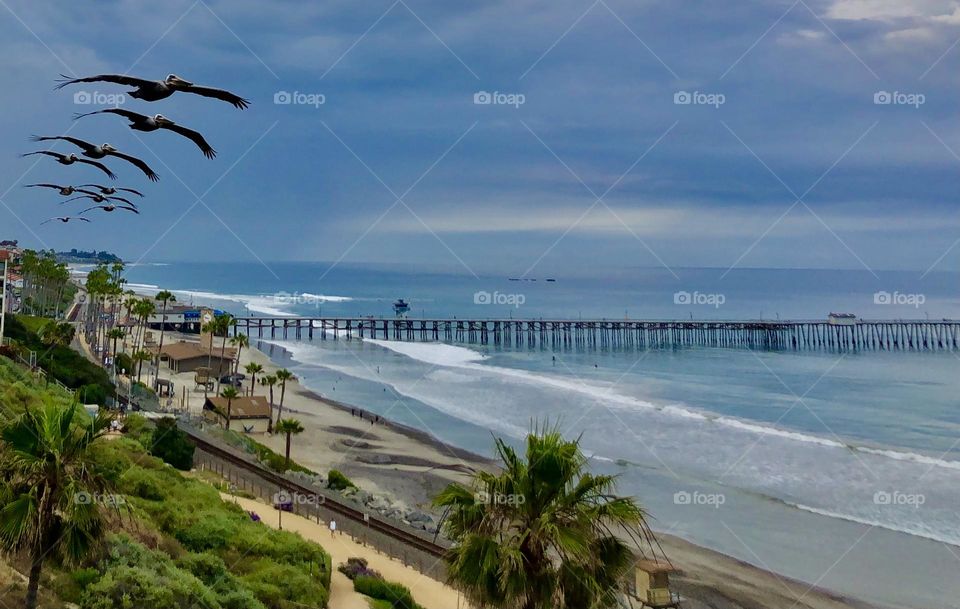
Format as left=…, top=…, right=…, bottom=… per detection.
left=181, top=424, right=447, bottom=559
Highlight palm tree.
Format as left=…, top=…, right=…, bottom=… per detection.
left=220, top=386, right=240, bottom=431
left=213, top=314, right=235, bottom=388
left=433, top=428, right=654, bottom=609
left=274, top=418, right=304, bottom=470
left=107, top=328, right=125, bottom=363
left=244, top=362, right=263, bottom=397
left=0, top=401, right=119, bottom=609
left=38, top=320, right=75, bottom=348
left=275, top=368, right=294, bottom=420
left=260, top=374, right=278, bottom=432
left=132, top=349, right=153, bottom=383
left=154, top=290, right=175, bottom=384
left=229, top=333, right=249, bottom=374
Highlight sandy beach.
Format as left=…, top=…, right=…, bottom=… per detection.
left=145, top=335, right=887, bottom=609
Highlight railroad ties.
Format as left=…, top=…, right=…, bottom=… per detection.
left=232, top=318, right=960, bottom=352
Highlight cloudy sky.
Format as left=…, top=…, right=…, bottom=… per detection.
left=0, top=0, right=957, bottom=276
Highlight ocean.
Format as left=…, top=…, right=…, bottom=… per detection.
left=107, top=261, right=960, bottom=609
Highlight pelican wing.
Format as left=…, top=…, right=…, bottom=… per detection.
left=106, top=194, right=133, bottom=205
left=162, top=123, right=217, bottom=158
left=79, top=206, right=106, bottom=215
left=117, top=205, right=140, bottom=214
left=55, top=73, right=154, bottom=90
left=107, top=151, right=159, bottom=182
left=74, top=108, right=147, bottom=122
left=180, top=84, right=250, bottom=109
left=31, top=135, right=97, bottom=153
left=22, top=151, right=63, bottom=160
left=25, top=183, right=64, bottom=190
left=75, top=158, right=117, bottom=180
left=60, top=195, right=94, bottom=205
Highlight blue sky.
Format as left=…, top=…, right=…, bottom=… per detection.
left=0, top=0, right=958, bottom=276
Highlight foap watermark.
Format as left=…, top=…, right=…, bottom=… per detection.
left=674, top=90, right=725, bottom=108
left=874, top=291, right=925, bottom=308
left=475, top=490, right=526, bottom=506
left=73, top=91, right=126, bottom=106
left=273, top=489, right=326, bottom=507
left=674, top=290, right=725, bottom=308
left=274, top=291, right=327, bottom=306
left=873, top=490, right=925, bottom=508
left=474, top=90, right=526, bottom=108
left=74, top=491, right=125, bottom=507
left=474, top=290, right=525, bottom=307
left=673, top=490, right=725, bottom=508
left=274, top=90, right=326, bottom=108
left=873, top=90, right=925, bottom=108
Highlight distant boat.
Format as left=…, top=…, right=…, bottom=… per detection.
left=546, top=278, right=556, bottom=282
left=393, top=298, right=410, bottom=317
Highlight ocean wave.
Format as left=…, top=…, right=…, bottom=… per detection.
left=157, top=289, right=354, bottom=318
left=787, top=502, right=960, bottom=546
left=362, top=339, right=960, bottom=473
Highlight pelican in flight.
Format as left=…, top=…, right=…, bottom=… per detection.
left=40, top=216, right=91, bottom=225
left=80, top=203, right=140, bottom=215
left=77, top=184, right=144, bottom=197
left=55, top=73, right=249, bottom=109
left=74, top=109, right=216, bottom=159
left=21, top=151, right=116, bottom=179
left=62, top=193, right=135, bottom=206
left=31, top=136, right=158, bottom=182
left=25, top=183, right=83, bottom=196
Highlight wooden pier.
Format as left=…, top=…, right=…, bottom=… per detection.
left=232, top=317, right=960, bottom=352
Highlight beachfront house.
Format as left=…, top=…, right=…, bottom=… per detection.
left=156, top=341, right=235, bottom=375
left=202, top=395, right=272, bottom=433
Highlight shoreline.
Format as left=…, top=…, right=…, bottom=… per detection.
left=235, top=338, right=892, bottom=609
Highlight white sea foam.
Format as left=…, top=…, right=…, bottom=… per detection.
left=361, top=339, right=960, bottom=473
left=788, top=502, right=959, bottom=546
left=158, top=289, right=354, bottom=318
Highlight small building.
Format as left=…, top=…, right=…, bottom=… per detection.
left=203, top=395, right=272, bottom=434
left=627, top=560, right=680, bottom=608
left=828, top=312, right=857, bottom=326
left=156, top=341, right=235, bottom=375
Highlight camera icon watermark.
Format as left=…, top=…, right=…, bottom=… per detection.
left=674, top=90, right=725, bottom=108
left=674, top=290, right=725, bottom=308
left=873, top=291, right=925, bottom=308
left=73, top=91, right=126, bottom=106
left=74, top=491, right=125, bottom=506
left=474, top=290, right=525, bottom=308
left=673, top=490, right=725, bottom=508
left=274, top=90, right=326, bottom=108
left=473, top=90, right=526, bottom=108
left=873, top=90, right=925, bottom=108
left=273, top=489, right=325, bottom=506
left=873, top=490, right=924, bottom=508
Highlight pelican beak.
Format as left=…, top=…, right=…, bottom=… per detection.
left=169, top=76, right=193, bottom=87
left=154, top=115, right=174, bottom=126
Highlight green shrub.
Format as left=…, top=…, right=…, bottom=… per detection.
left=327, top=469, right=356, bottom=491
left=120, top=467, right=166, bottom=501
left=174, top=512, right=239, bottom=552
left=354, top=575, right=422, bottom=609
left=114, top=352, right=134, bottom=376
left=150, top=417, right=195, bottom=470
left=240, top=558, right=329, bottom=609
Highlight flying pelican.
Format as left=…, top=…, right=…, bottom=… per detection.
left=21, top=151, right=116, bottom=179
left=55, top=73, right=249, bottom=109
left=25, top=183, right=82, bottom=196
left=62, top=193, right=134, bottom=206
left=40, top=216, right=91, bottom=225
left=74, top=109, right=217, bottom=159
left=31, top=136, right=158, bottom=182
left=77, top=184, right=143, bottom=197
left=80, top=204, right=140, bottom=215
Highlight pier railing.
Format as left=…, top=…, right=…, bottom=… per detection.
left=232, top=317, right=960, bottom=352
